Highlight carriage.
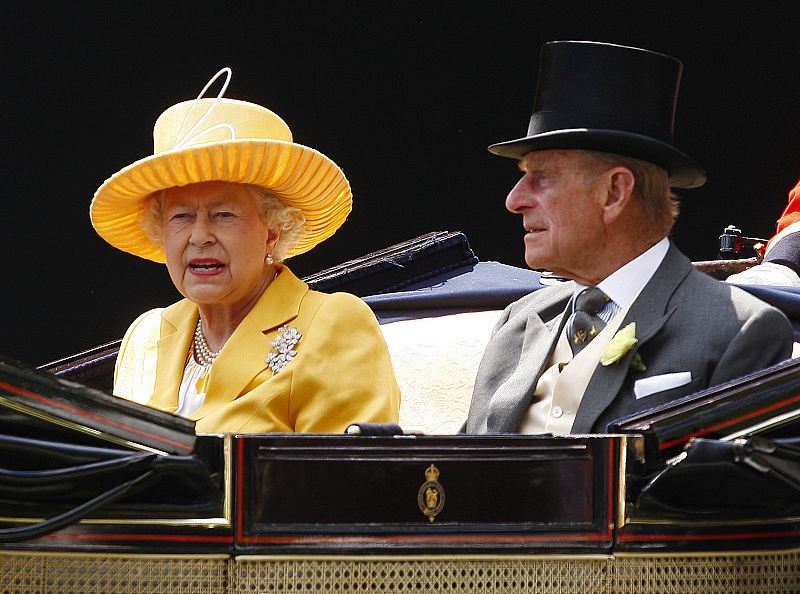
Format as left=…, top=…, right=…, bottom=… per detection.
left=3, top=232, right=799, bottom=593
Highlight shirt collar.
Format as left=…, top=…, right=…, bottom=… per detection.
left=575, top=237, right=669, bottom=310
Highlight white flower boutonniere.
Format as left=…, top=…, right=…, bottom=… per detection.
left=600, top=322, right=647, bottom=372
left=266, top=325, right=302, bottom=376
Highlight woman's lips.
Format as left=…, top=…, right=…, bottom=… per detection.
left=189, top=258, right=224, bottom=276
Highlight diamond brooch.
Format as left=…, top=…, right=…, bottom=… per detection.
left=266, top=325, right=302, bottom=376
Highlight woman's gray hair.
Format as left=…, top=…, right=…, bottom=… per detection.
left=140, top=184, right=306, bottom=262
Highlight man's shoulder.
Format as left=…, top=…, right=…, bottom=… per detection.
left=659, top=261, right=793, bottom=351
left=653, top=244, right=781, bottom=314
left=681, top=263, right=784, bottom=313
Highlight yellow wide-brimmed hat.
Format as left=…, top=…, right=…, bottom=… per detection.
left=90, top=73, right=352, bottom=263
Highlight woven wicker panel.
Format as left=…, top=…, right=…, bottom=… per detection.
left=3, top=549, right=800, bottom=593
left=1, top=552, right=43, bottom=594
left=612, top=550, right=800, bottom=594
left=231, top=556, right=613, bottom=594
left=0, top=552, right=228, bottom=594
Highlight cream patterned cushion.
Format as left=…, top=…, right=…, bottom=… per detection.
left=380, top=310, right=502, bottom=434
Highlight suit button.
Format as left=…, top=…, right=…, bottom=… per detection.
left=552, top=406, right=563, bottom=418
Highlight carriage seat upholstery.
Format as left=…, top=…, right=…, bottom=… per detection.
left=379, top=309, right=501, bottom=434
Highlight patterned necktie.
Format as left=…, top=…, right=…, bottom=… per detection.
left=567, top=287, right=610, bottom=355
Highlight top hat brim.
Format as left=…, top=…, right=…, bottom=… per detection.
left=90, top=139, right=352, bottom=263
left=488, top=129, right=707, bottom=189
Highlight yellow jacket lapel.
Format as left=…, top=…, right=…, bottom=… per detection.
left=193, top=266, right=308, bottom=419
left=149, top=300, right=197, bottom=413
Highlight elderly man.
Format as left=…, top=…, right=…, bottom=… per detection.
left=465, top=41, right=793, bottom=434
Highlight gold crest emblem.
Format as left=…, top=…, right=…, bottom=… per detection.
left=417, top=464, right=445, bottom=522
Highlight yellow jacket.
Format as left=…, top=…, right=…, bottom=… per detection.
left=114, top=266, right=400, bottom=433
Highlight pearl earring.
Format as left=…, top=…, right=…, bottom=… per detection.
left=265, top=254, right=274, bottom=265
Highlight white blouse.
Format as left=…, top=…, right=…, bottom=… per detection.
left=175, top=356, right=211, bottom=418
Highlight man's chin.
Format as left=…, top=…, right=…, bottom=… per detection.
left=523, top=252, right=548, bottom=271
left=524, top=256, right=573, bottom=281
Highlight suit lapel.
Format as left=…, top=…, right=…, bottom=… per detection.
left=572, top=243, right=691, bottom=432
left=487, top=282, right=573, bottom=432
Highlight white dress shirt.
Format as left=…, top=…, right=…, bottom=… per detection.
left=573, top=237, right=670, bottom=322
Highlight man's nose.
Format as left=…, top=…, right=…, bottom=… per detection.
left=505, top=176, right=533, bottom=214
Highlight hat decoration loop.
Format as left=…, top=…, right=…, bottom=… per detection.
left=172, top=67, right=236, bottom=150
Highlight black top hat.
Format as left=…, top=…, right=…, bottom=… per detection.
left=489, top=41, right=706, bottom=189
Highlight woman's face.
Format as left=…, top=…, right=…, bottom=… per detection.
left=161, top=181, right=278, bottom=313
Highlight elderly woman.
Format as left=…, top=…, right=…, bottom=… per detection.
left=90, top=71, right=400, bottom=433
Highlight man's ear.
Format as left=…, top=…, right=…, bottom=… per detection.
left=601, top=166, right=636, bottom=224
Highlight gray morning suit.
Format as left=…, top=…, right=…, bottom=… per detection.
left=465, top=242, right=794, bottom=434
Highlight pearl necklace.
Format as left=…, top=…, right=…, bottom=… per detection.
left=191, top=269, right=278, bottom=366
left=193, top=318, right=220, bottom=366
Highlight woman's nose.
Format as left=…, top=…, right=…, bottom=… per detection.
left=189, top=217, right=215, bottom=246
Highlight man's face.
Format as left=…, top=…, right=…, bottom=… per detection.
left=505, top=149, right=608, bottom=282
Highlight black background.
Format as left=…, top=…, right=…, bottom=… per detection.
left=5, top=2, right=800, bottom=365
